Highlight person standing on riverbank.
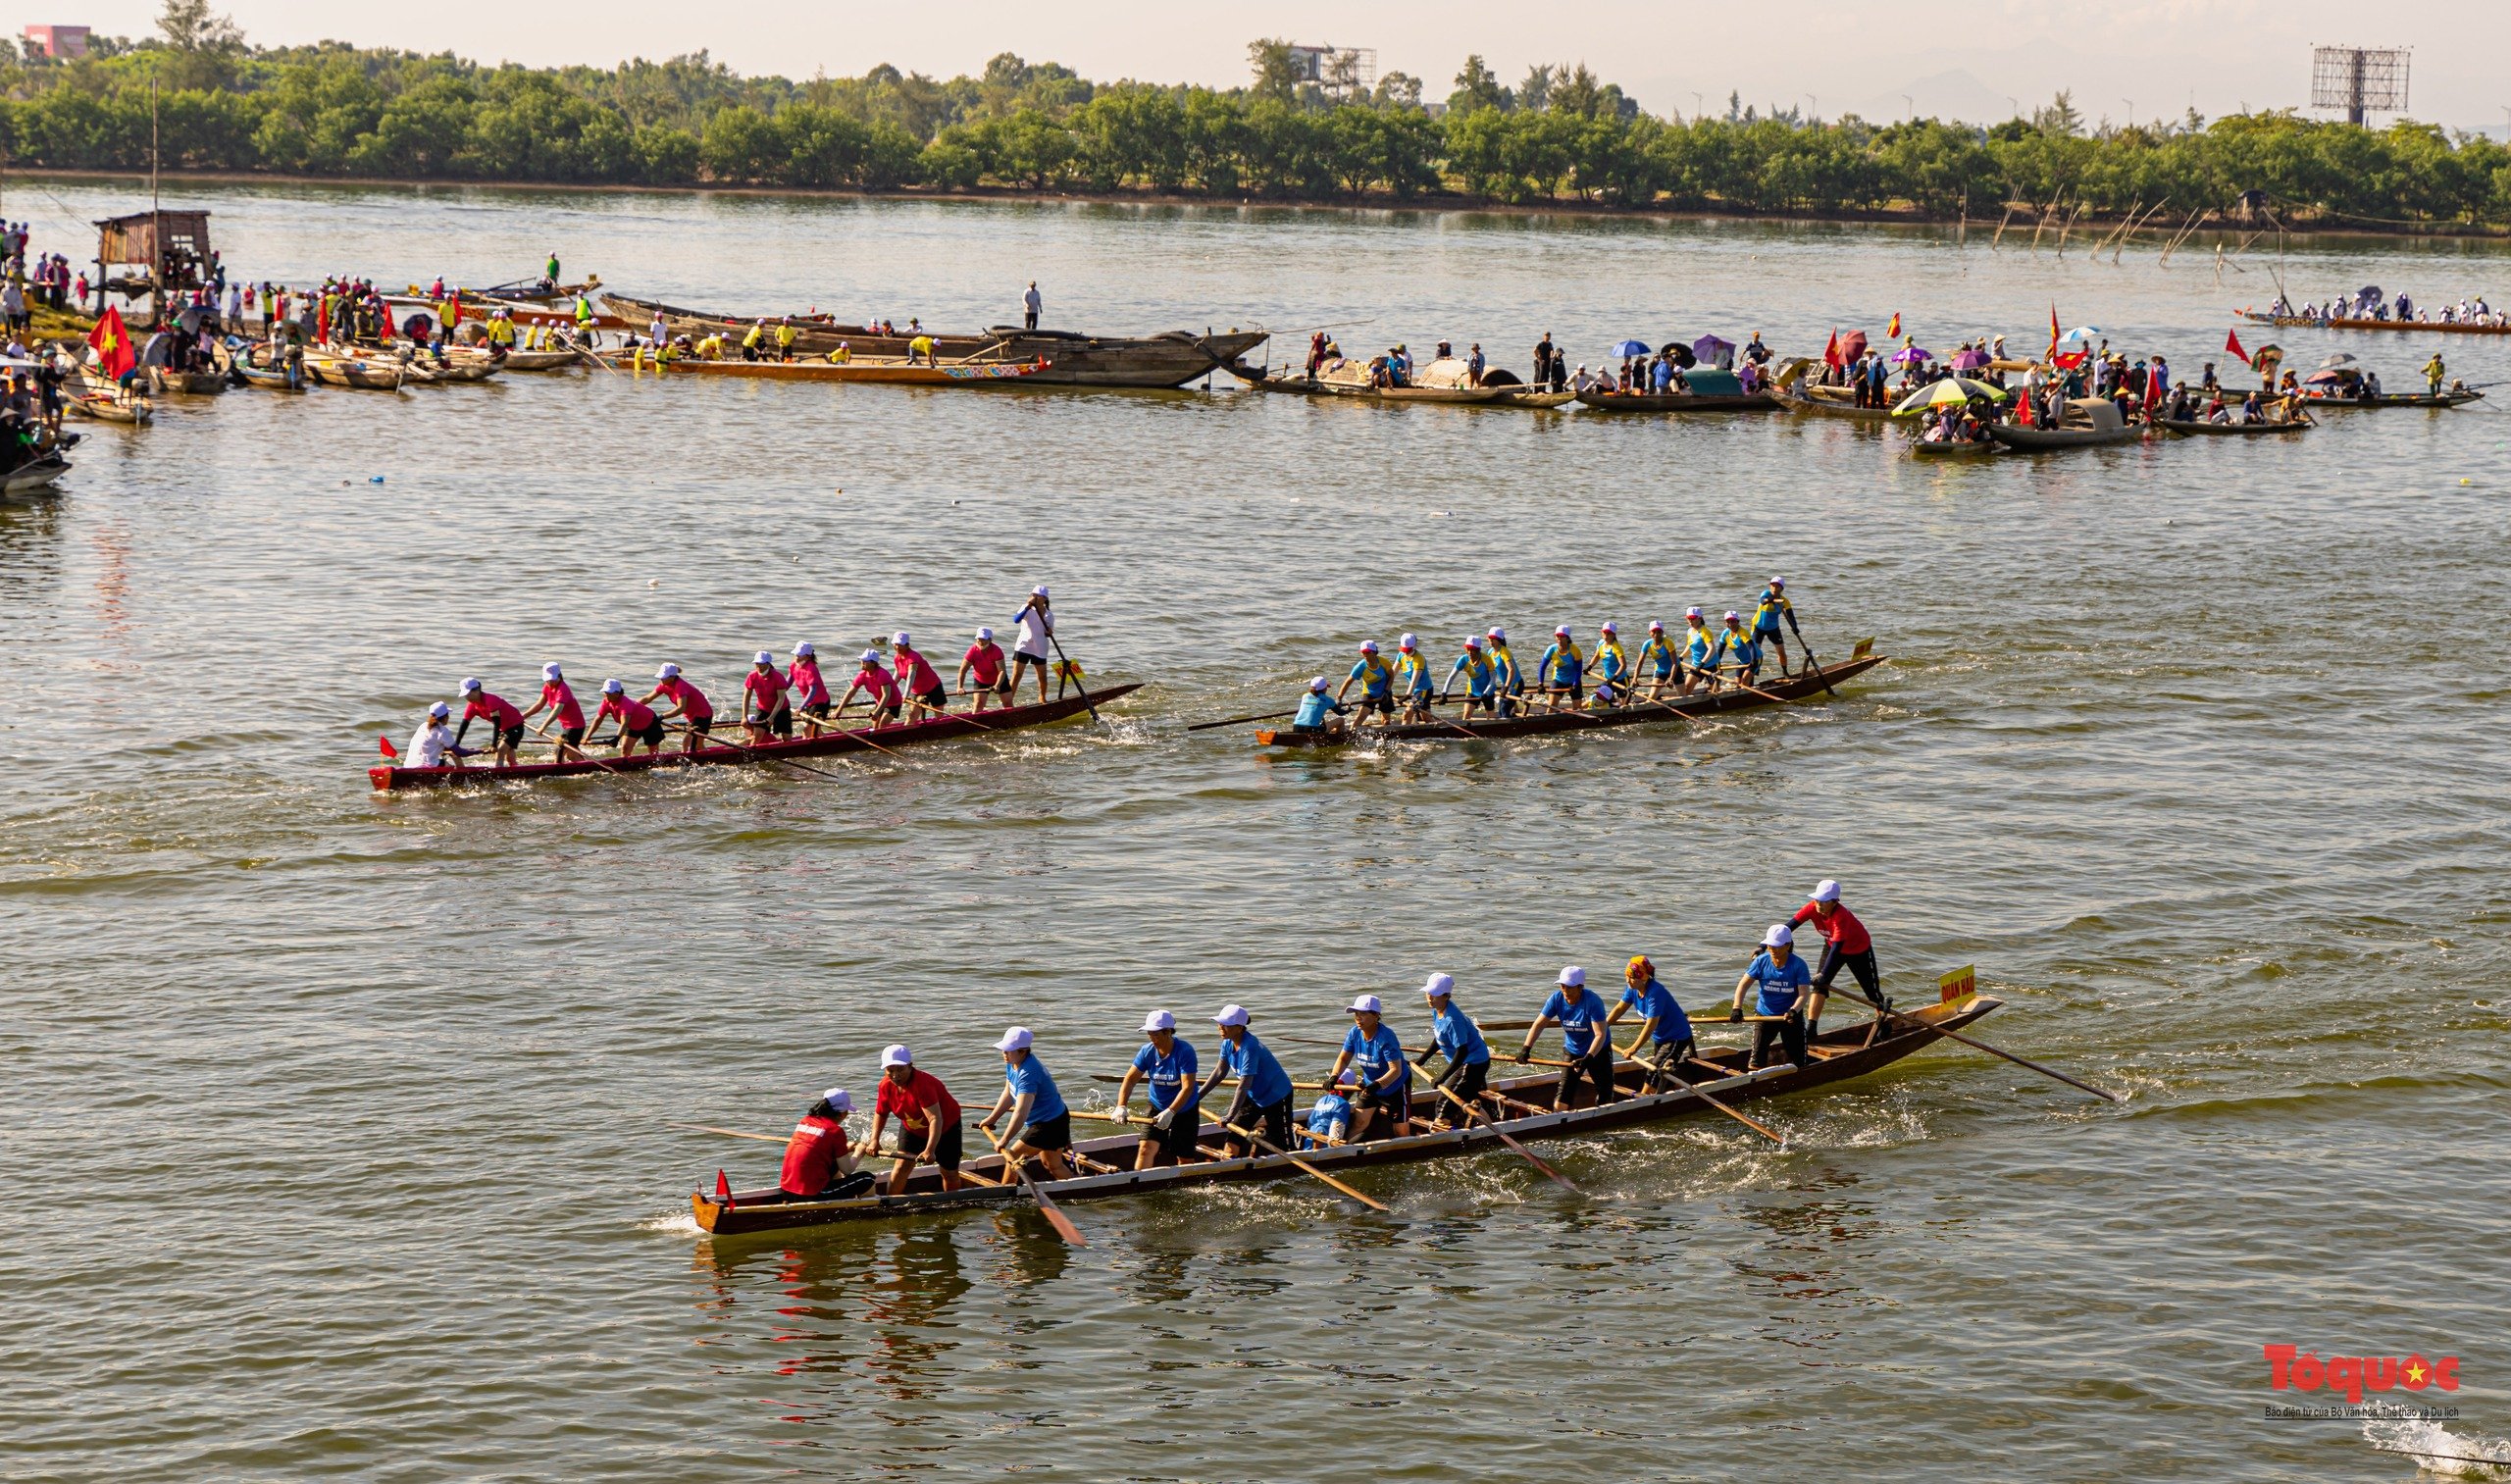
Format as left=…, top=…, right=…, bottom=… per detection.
left=1023, top=281, right=1042, bottom=331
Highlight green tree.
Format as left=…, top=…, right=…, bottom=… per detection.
left=1450, top=55, right=1510, bottom=114
left=155, top=0, right=244, bottom=91
left=1247, top=39, right=1299, bottom=104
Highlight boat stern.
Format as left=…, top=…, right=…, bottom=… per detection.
left=368, top=764, right=398, bottom=791
left=691, top=1191, right=725, bottom=1232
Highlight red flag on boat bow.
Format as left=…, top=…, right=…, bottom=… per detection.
left=715, top=1169, right=736, bottom=1209
left=2225, top=327, right=2247, bottom=362
left=378, top=734, right=399, bottom=760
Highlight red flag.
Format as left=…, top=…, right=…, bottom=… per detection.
left=2225, top=327, right=2247, bottom=362
left=1886, top=311, right=1902, bottom=339
left=379, top=734, right=399, bottom=760
left=2047, top=303, right=2062, bottom=363
left=715, top=1169, right=736, bottom=1209
left=381, top=304, right=397, bottom=339
left=1822, top=329, right=1841, bottom=370
left=317, top=298, right=330, bottom=343
left=88, top=305, right=136, bottom=381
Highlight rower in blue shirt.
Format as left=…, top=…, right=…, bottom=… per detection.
left=1418, top=973, right=1493, bottom=1128
left=1516, top=965, right=1619, bottom=1109
left=1113, top=1009, right=1201, bottom=1170
left=1731, top=924, right=1814, bottom=1070
left=1634, top=619, right=1679, bottom=702
left=1681, top=606, right=1716, bottom=696
left=1607, top=954, right=1696, bottom=1092
left=1304, top=1091, right=1357, bottom=1149
left=1445, top=635, right=1498, bottom=721
left=1196, top=1002, right=1297, bottom=1155
left=1717, top=610, right=1762, bottom=688
left=1537, top=625, right=1584, bottom=710
left=976, top=1025, right=1075, bottom=1181
left=1591, top=621, right=1629, bottom=707
left=1290, top=676, right=1350, bottom=740
left=1750, top=578, right=1794, bottom=676
left=1394, top=634, right=1437, bottom=723
left=1328, top=994, right=1412, bottom=1139
left=1486, top=628, right=1524, bottom=717
left=1337, top=640, right=1396, bottom=728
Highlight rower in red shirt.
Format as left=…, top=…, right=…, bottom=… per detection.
left=741, top=650, right=791, bottom=742
left=787, top=640, right=831, bottom=736
left=518, top=661, right=588, bottom=761
left=454, top=677, right=525, bottom=768
left=842, top=648, right=902, bottom=726
left=864, top=1046, right=968, bottom=1195
left=891, top=631, right=948, bottom=716
left=1790, top=878, right=1890, bottom=1030
left=641, top=663, right=715, bottom=755
left=777, top=1088, right=872, bottom=1201
left=590, top=678, right=664, bottom=757
left=958, top=626, right=1009, bottom=713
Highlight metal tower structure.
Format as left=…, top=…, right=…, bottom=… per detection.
left=2310, top=46, right=2409, bottom=126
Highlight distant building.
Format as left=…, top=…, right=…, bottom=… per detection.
left=1285, top=43, right=1377, bottom=93
left=23, top=24, right=89, bottom=58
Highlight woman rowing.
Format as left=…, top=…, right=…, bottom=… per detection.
left=891, top=633, right=949, bottom=717
left=1681, top=607, right=1716, bottom=695
left=641, top=663, right=715, bottom=754
left=742, top=651, right=791, bottom=742
left=1790, top=879, right=1890, bottom=1028
left=590, top=679, right=664, bottom=757
left=1288, top=676, right=1351, bottom=741
left=957, top=627, right=1009, bottom=712
left=517, top=662, right=587, bottom=761
left=1715, top=611, right=1761, bottom=689
left=1486, top=627, right=1524, bottom=717
left=1443, top=635, right=1498, bottom=720
left=787, top=641, right=831, bottom=736
left=1337, top=640, right=1396, bottom=728
left=776, top=1087, right=872, bottom=1202
left=1327, top=994, right=1412, bottom=1139
left=1536, top=625, right=1583, bottom=711
left=1750, top=579, right=1794, bottom=675
left=1591, top=622, right=1629, bottom=707
left=1302, top=1090, right=1357, bottom=1150
left=1393, top=634, right=1437, bottom=723
left=842, top=649, right=903, bottom=726
left=1417, top=974, right=1492, bottom=1128
left=1010, top=587, right=1056, bottom=702
left=1732, top=924, right=1812, bottom=1070
left=1112, top=1009, right=1202, bottom=1170
left=1606, top=955, right=1695, bottom=1092
left=454, top=677, right=526, bottom=769
left=1515, top=965, right=1617, bottom=1109
left=406, top=700, right=464, bottom=769
left=865, top=1045, right=968, bottom=1195
left=976, top=1026, right=1076, bottom=1182
left=1634, top=620, right=1680, bottom=702
left=1196, top=1003, right=1295, bottom=1156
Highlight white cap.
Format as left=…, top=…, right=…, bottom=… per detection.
left=1349, top=994, right=1382, bottom=1015
left=1463, top=636, right=1482, bottom=649
left=1421, top=973, right=1455, bottom=998
left=1686, top=606, right=1704, bottom=619
left=976, top=626, right=993, bottom=641
left=601, top=679, right=624, bottom=694
left=1648, top=619, right=1665, bottom=632
left=1142, top=1009, right=1177, bottom=1033
left=1770, top=577, right=1786, bottom=588
left=994, top=1026, right=1034, bottom=1053
left=859, top=649, right=881, bottom=664
left=1488, top=626, right=1507, bottom=641
left=893, top=632, right=911, bottom=647
left=657, top=663, right=681, bottom=680
left=881, top=1044, right=913, bottom=1067
left=1811, top=879, right=1842, bottom=902
left=1600, top=621, right=1617, bottom=634
left=819, top=1087, right=854, bottom=1113
left=1212, top=1004, right=1250, bottom=1027
left=427, top=700, right=451, bottom=719
left=1032, top=585, right=1050, bottom=597
left=794, top=640, right=815, bottom=657
left=1555, top=625, right=1571, bottom=637
left=1308, top=677, right=1329, bottom=692
left=460, top=677, right=482, bottom=692
left=1559, top=966, right=1585, bottom=988
left=754, top=650, right=774, bottom=666
left=1723, top=611, right=1742, bottom=623
left=1399, top=634, right=1417, bottom=649
left=542, top=662, right=562, bottom=680
left=1358, top=640, right=1378, bottom=654
left=1763, top=924, right=1795, bottom=947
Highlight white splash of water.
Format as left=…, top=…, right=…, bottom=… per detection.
left=2365, top=1417, right=2511, bottom=1477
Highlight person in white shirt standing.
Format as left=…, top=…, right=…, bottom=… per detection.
left=1022, top=281, right=1042, bottom=331
left=408, top=701, right=462, bottom=769
left=1011, top=586, right=1055, bottom=702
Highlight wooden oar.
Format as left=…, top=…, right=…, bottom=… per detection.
left=1707, top=668, right=1790, bottom=704
left=1893, top=1014, right=2122, bottom=1102
left=1783, top=611, right=1838, bottom=697
left=1045, top=633, right=1100, bottom=724
left=1224, top=1120, right=1391, bottom=1210
left=1187, top=708, right=1296, bottom=733
left=1402, top=1054, right=1580, bottom=1195
left=976, top=1122, right=1088, bottom=1245
left=664, top=722, right=852, bottom=783
left=681, top=1123, right=785, bottom=1143
left=1603, top=1046, right=1789, bottom=1146
left=531, top=722, right=633, bottom=775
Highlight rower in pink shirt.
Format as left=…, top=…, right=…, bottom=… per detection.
left=591, top=679, right=664, bottom=757
left=958, top=627, right=1009, bottom=712
left=640, top=663, right=715, bottom=754
left=517, top=661, right=588, bottom=761
left=842, top=649, right=903, bottom=726
left=455, top=677, right=526, bottom=769
left=891, top=631, right=948, bottom=716
left=742, top=650, right=791, bottom=742
left=787, top=640, right=832, bottom=736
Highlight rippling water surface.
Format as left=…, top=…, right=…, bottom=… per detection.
left=2, top=180, right=2506, bottom=1481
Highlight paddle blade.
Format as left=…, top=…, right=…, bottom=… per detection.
left=378, top=734, right=399, bottom=760
left=1034, top=1189, right=1088, bottom=1246
left=715, top=1169, right=735, bottom=1209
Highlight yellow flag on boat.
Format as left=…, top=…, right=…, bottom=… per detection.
left=1056, top=658, right=1085, bottom=683
left=1938, top=965, right=1976, bottom=1003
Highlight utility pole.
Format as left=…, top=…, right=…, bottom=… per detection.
left=1902, top=93, right=1915, bottom=122
left=2121, top=98, right=2134, bottom=127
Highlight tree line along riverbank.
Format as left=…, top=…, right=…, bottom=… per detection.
left=10, top=13, right=2511, bottom=234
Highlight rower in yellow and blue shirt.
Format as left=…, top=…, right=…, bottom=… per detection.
left=1291, top=676, right=1351, bottom=739
left=1537, top=625, right=1584, bottom=710
left=1591, top=622, right=1629, bottom=707
left=1751, top=577, right=1794, bottom=675
left=1634, top=619, right=1679, bottom=701
left=1681, top=606, right=1717, bottom=695
left=1717, top=610, right=1762, bottom=687
left=1445, top=635, right=1498, bottom=720
left=1485, top=627, right=1524, bottom=717
left=1394, top=634, right=1436, bottom=723
left=1337, top=640, right=1396, bottom=727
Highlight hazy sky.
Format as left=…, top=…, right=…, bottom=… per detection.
left=53, top=1, right=2511, bottom=129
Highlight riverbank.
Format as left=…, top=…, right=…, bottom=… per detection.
left=20, top=168, right=2511, bottom=247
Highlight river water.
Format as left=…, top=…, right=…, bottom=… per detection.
left=2, top=180, right=2506, bottom=1481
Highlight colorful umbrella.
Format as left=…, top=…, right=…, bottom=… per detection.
left=1949, top=348, right=1990, bottom=370
left=1610, top=339, right=1653, bottom=358
left=1889, top=377, right=2010, bottom=414
left=1691, top=333, right=1734, bottom=361
left=1890, top=345, right=1933, bottom=366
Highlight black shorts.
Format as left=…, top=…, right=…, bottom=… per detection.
left=1354, top=1080, right=1409, bottom=1116
left=1752, top=1014, right=1808, bottom=1070
left=755, top=706, right=793, bottom=738
left=1013, top=651, right=1050, bottom=671
left=1015, top=1110, right=1072, bottom=1151
left=1558, top=1047, right=1617, bottom=1105
left=1814, top=945, right=1883, bottom=1003
left=686, top=716, right=713, bottom=737
left=914, top=685, right=948, bottom=712
left=496, top=723, right=525, bottom=749
left=900, top=1120, right=963, bottom=1172
left=1436, top=1059, right=1489, bottom=1108
left=1357, top=693, right=1393, bottom=718
left=1140, top=1104, right=1202, bottom=1161
left=558, top=725, right=585, bottom=747
left=629, top=720, right=665, bottom=746
left=800, top=699, right=830, bottom=721
left=1222, top=1092, right=1294, bottom=1152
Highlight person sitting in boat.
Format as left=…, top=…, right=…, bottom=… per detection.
left=1751, top=579, right=1793, bottom=676
left=407, top=701, right=466, bottom=769
left=1486, top=627, right=1524, bottom=717
left=843, top=649, right=903, bottom=727
left=1196, top=1003, right=1296, bottom=1157
left=455, top=678, right=526, bottom=770
left=2203, top=393, right=2231, bottom=425
left=777, top=1088, right=874, bottom=1202
left=958, top=627, right=1010, bottom=713
left=2164, top=385, right=2194, bottom=423
left=1515, top=966, right=1617, bottom=1110
left=1394, top=634, right=1436, bottom=724
left=866, top=1045, right=969, bottom=1195
left=2238, top=390, right=2265, bottom=424
left=1918, top=408, right=1949, bottom=443
left=1733, top=925, right=1813, bottom=1071
left=1791, top=879, right=1889, bottom=1029
left=891, top=633, right=948, bottom=717
left=1328, top=995, right=1413, bottom=1140
left=742, top=651, right=792, bottom=742
left=1302, top=1090, right=1357, bottom=1150
left=1111, top=1009, right=1204, bottom=1170
left=1590, top=622, right=1628, bottom=708
left=1606, top=956, right=1695, bottom=1092
left=1444, top=634, right=1498, bottom=721
left=642, top=663, right=715, bottom=754
left=824, top=340, right=852, bottom=365
left=591, top=679, right=664, bottom=757
left=1337, top=640, right=1396, bottom=727
left=1736, top=359, right=1762, bottom=394
left=977, top=1026, right=1077, bottom=1182
left=1537, top=625, right=1584, bottom=710
left=1419, top=974, right=1492, bottom=1128
left=518, top=661, right=587, bottom=762
left=1289, top=676, right=1350, bottom=741
left=1386, top=343, right=1412, bottom=385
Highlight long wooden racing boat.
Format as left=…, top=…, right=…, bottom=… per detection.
left=691, top=989, right=2003, bottom=1236
left=1575, top=387, right=1780, bottom=413
left=2244, top=310, right=2511, bottom=336
left=1255, top=651, right=1884, bottom=745
left=2295, top=387, right=2484, bottom=410
left=652, top=355, right=1052, bottom=385
left=2155, top=416, right=2313, bottom=436
left=1784, top=386, right=1895, bottom=422
left=369, top=684, right=1139, bottom=790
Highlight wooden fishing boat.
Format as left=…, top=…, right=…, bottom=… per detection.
left=654, top=355, right=1051, bottom=385
left=1493, top=386, right=1576, bottom=409
left=369, top=684, right=1140, bottom=791
left=1254, top=652, right=1883, bottom=746
left=152, top=368, right=230, bottom=396
left=1987, top=398, right=2137, bottom=450
left=233, top=352, right=306, bottom=391
left=1784, top=385, right=1894, bottom=422
left=2155, top=415, right=2313, bottom=436
left=691, top=988, right=2003, bottom=1236
left=2295, top=387, right=2484, bottom=410
left=66, top=391, right=152, bottom=424
left=303, top=353, right=405, bottom=391
left=2244, top=311, right=2511, bottom=336
left=1908, top=436, right=2000, bottom=458
left=454, top=346, right=579, bottom=372
left=1574, top=385, right=1780, bottom=414
left=406, top=356, right=500, bottom=384
left=2, top=454, right=72, bottom=494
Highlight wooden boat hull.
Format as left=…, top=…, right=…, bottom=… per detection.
left=1785, top=389, right=1894, bottom=422
left=66, top=394, right=151, bottom=423
left=690, top=992, right=2004, bottom=1236
left=234, top=362, right=304, bottom=391
left=3, top=456, right=71, bottom=493
left=2155, top=417, right=2311, bottom=435
left=1493, top=387, right=1576, bottom=408
left=370, top=684, right=1140, bottom=791
left=2244, top=311, right=2511, bottom=336
left=154, top=370, right=229, bottom=396
left=466, top=348, right=580, bottom=372
left=304, top=356, right=405, bottom=391
left=655, top=357, right=1051, bottom=385
left=1987, top=422, right=2137, bottom=449
left=1909, top=438, right=1999, bottom=457
left=2296, top=389, right=2482, bottom=409
left=1575, top=389, right=1780, bottom=413
left=1255, top=654, right=1884, bottom=745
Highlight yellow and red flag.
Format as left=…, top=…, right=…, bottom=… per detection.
left=1885, top=311, right=1902, bottom=339
left=88, top=304, right=136, bottom=381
